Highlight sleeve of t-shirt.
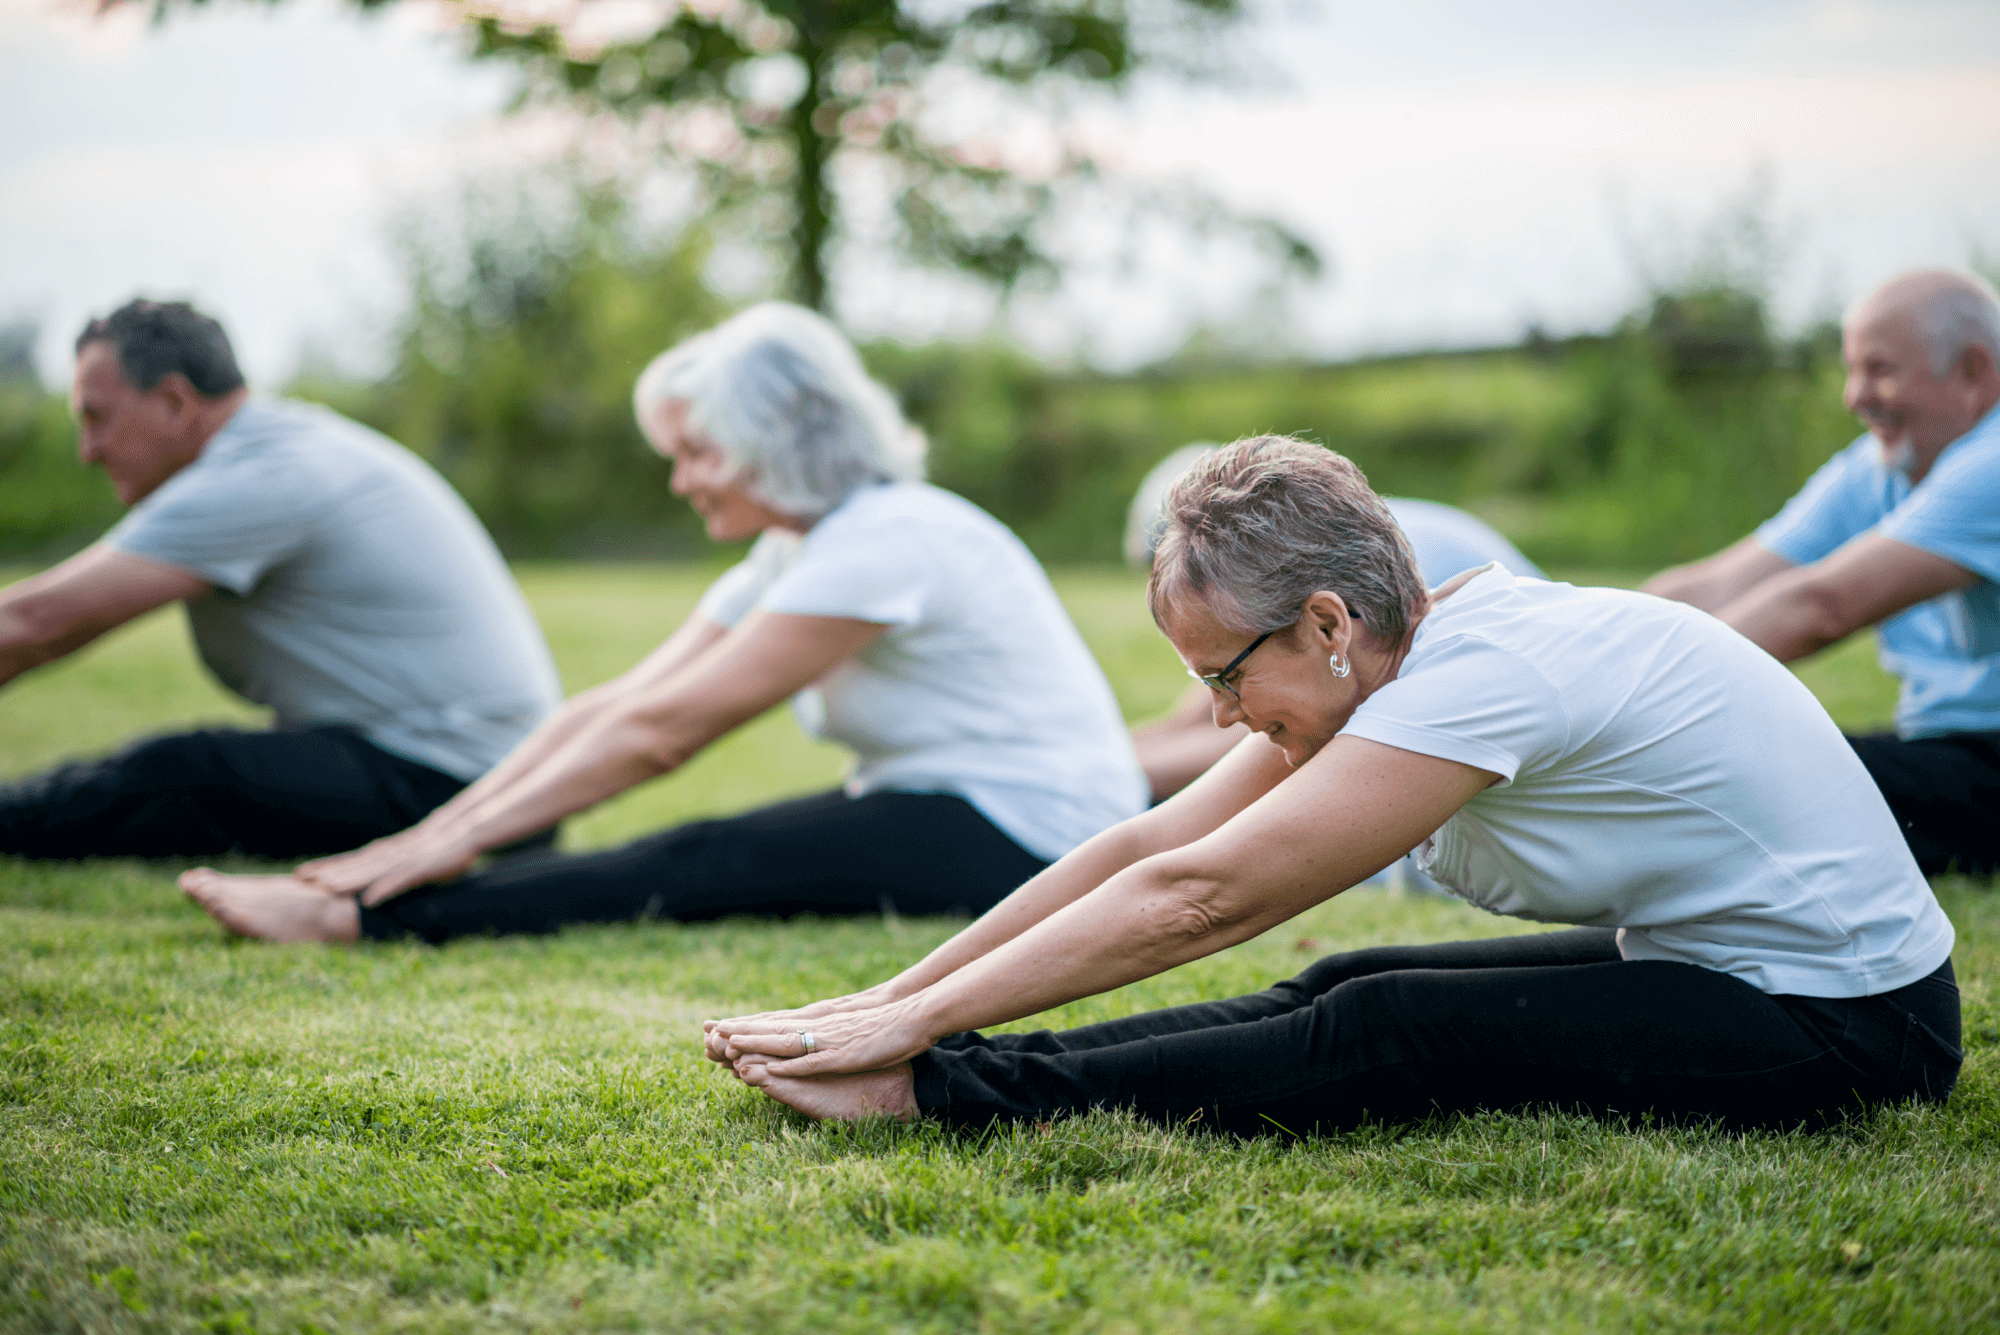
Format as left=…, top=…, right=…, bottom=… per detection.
left=101, top=454, right=317, bottom=595
left=694, top=531, right=795, bottom=629
left=1753, top=437, right=1882, bottom=566
left=1878, top=430, right=2000, bottom=584
left=1338, top=633, right=1572, bottom=784
left=759, top=516, right=931, bottom=627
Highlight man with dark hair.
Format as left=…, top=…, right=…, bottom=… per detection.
left=0, top=298, right=562, bottom=860
left=1646, top=268, right=2000, bottom=877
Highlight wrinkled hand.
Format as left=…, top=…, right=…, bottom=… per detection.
left=708, top=999, right=936, bottom=1079
left=295, top=825, right=479, bottom=906
left=700, top=988, right=894, bottom=1067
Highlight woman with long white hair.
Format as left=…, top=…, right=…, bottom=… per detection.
left=182, top=303, right=1148, bottom=943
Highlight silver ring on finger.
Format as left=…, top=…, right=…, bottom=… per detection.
left=798, top=1031, right=817, bottom=1055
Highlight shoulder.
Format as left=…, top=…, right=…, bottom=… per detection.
left=808, top=482, right=1013, bottom=552
left=1413, top=572, right=1721, bottom=679
left=1917, top=407, right=2000, bottom=487
left=192, top=400, right=389, bottom=481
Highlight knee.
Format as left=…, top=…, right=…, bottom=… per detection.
left=1290, top=943, right=1437, bottom=998
left=108, top=730, right=241, bottom=791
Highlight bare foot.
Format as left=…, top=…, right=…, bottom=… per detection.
left=737, top=1057, right=918, bottom=1123
left=179, top=869, right=361, bottom=943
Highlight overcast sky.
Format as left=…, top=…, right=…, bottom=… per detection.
left=3, top=0, right=1997, bottom=385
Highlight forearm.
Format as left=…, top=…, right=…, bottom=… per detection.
left=871, top=816, right=1166, bottom=1003
left=901, top=852, right=1280, bottom=1040
left=0, top=605, right=108, bottom=687
left=1643, top=537, right=1793, bottom=613
left=0, top=624, right=57, bottom=688
left=416, top=688, right=620, bottom=837
left=443, top=707, right=684, bottom=854
left=1718, top=582, right=1847, bottom=663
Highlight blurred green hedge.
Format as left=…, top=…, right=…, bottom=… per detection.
left=1, top=202, right=1860, bottom=571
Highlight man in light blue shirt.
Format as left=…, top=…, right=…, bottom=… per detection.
left=0, top=299, right=562, bottom=860
left=1645, top=269, right=2000, bottom=876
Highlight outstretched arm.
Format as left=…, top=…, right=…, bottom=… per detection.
left=297, top=611, right=732, bottom=889
left=0, top=546, right=207, bottom=688
left=1641, top=535, right=1794, bottom=613
left=712, top=737, right=1495, bottom=1077
left=299, top=610, right=886, bottom=904
left=1717, top=533, right=1976, bottom=663
left=703, top=730, right=1294, bottom=1060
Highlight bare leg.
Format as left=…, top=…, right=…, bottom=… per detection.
left=735, top=1054, right=918, bottom=1123
left=179, top=868, right=361, bottom=944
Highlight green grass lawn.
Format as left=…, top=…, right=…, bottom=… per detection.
left=2, top=564, right=1993, bottom=1334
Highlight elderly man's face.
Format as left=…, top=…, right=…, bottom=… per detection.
left=1841, top=309, right=1982, bottom=484
left=71, top=342, right=202, bottom=505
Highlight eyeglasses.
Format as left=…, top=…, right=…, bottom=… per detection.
left=1186, top=630, right=1274, bottom=702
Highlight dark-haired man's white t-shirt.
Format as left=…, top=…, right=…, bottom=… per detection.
left=1338, top=568, right=1952, bottom=999
left=104, top=399, right=562, bottom=781
left=697, top=481, right=1149, bottom=862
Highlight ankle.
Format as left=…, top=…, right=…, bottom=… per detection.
left=323, top=895, right=362, bottom=944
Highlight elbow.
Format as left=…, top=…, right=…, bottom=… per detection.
left=618, top=705, right=704, bottom=774
left=1147, top=866, right=1249, bottom=947
left=0, top=608, right=73, bottom=667
left=1792, top=579, right=1862, bottom=650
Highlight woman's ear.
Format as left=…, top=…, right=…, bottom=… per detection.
left=1300, top=590, right=1352, bottom=650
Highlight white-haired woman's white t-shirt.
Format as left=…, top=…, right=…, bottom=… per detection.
left=697, top=482, right=1149, bottom=862
left=1339, top=568, right=1953, bottom=998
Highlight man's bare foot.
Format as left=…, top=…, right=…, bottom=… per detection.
left=179, top=869, right=361, bottom=943
left=736, top=1057, right=918, bottom=1123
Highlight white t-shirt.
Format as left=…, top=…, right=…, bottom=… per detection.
left=696, top=482, right=1149, bottom=861
left=1339, top=569, right=1953, bottom=998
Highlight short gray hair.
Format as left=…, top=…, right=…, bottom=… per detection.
left=76, top=298, right=244, bottom=397
left=1852, top=269, right=2000, bottom=376
left=1148, top=436, right=1427, bottom=646
left=633, top=302, right=925, bottom=517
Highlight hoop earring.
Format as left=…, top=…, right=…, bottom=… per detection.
left=1329, top=652, right=1352, bottom=679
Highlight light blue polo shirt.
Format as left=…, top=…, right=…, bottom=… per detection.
left=1755, top=401, right=2000, bottom=738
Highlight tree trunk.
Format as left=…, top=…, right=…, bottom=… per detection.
left=789, top=41, right=832, bottom=312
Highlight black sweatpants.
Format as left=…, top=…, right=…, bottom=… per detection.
left=911, top=929, right=1963, bottom=1136
left=0, top=726, right=474, bottom=860
left=361, top=788, right=1049, bottom=944
left=1848, top=730, right=2000, bottom=877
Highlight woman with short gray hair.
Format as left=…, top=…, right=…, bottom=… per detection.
left=709, top=434, right=1960, bottom=1135
left=184, top=302, right=1147, bottom=943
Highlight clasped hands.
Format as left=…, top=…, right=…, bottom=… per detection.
left=703, top=988, right=937, bottom=1083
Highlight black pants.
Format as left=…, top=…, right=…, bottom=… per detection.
left=0, top=726, right=474, bottom=861
left=1849, top=730, right=2000, bottom=877
left=911, top=929, right=1963, bottom=1137
left=361, top=788, right=1049, bottom=944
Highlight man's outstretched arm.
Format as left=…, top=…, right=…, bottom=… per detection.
left=1716, top=533, right=1977, bottom=663
left=0, top=546, right=208, bottom=688
left=1642, top=535, right=1797, bottom=612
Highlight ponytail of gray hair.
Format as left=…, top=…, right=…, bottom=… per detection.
left=632, top=302, right=926, bottom=518
left=1147, top=436, right=1428, bottom=646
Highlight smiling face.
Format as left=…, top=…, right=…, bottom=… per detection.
left=642, top=398, right=799, bottom=542
left=1842, top=307, right=1989, bottom=484
left=1162, top=592, right=1363, bottom=768
left=71, top=341, right=206, bottom=505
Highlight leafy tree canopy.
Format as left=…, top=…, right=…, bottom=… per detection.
left=138, top=0, right=1318, bottom=314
